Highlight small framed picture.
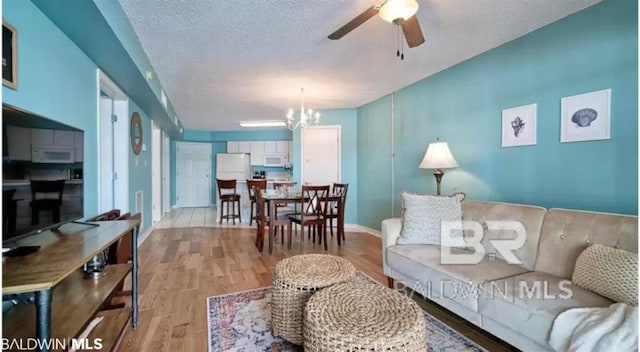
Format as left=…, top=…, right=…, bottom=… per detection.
left=560, top=89, right=611, bottom=143
left=501, top=103, right=537, bottom=147
left=2, top=19, right=17, bottom=90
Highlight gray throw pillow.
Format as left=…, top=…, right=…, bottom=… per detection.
left=398, top=192, right=464, bottom=245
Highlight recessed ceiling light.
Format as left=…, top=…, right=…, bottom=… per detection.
left=240, top=121, right=286, bottom=128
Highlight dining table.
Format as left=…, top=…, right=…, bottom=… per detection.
left=262, top=191, right=345, bottom=254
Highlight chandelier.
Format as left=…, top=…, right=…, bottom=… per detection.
left=286, top=88, right=320, bottom=130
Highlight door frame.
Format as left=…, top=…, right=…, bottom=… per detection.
left=176, top=141, right=212, bottom=207
left=151, top=121, right=162, bottom=223
left=97, top=69, right=129, bottom=213
left=300, top=125, right=342, bottom=185
left=162, top=132, right=171, bottom=214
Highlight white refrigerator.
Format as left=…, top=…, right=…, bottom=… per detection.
left=216, top=153, right=251, bottom=180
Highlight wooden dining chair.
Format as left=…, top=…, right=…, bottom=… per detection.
left=254, top=186, right=291, bottom=252
left=272, top=181, right=297, bottom=243
left=327, top=183, right=349, bottom=242
left=216, top=179, right=241, bottom=224
left=29, top=179, right=65, bottom=225
left=289, top=185, right=330, bottom=250
left=247, top=179, right=267, bottom=226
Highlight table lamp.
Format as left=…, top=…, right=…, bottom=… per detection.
left=419, top=139, right=458, bottom=195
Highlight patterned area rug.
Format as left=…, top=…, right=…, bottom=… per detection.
left=207, top=277, right=486, bottom=351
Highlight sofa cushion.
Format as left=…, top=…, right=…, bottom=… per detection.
left=572, top=244, right=638, bottom=305
left=397, top=192, right=463, bottom=245
left=461, top=200, right=546, bottom=271
left=387, top=244, right=529, bottom=311
left=534, top=208, right=638, bottom=279
left=478, top=271, right=613, bottom=347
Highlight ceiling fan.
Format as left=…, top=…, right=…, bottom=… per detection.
left=328, top=0, right=425, bottom=52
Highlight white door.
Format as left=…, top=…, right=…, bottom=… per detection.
left=112, top=100, right=129, bottom=212
left=98, top=96, right=114, bottom=213
left=162, top=133, right=170, bottom=214
left=152, top=121, right=162, bottom=223
left=98, top=70, right=129, bottom=214
left=301, top=126, right=341, bottom=185
left=176, top=142, right=211, bottom=207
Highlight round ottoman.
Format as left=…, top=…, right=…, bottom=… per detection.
left=303, top=280, right=427, bottom=351
left=271, top=254, right=356, bottom=344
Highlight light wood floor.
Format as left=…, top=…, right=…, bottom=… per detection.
left=116, top=210, right=516, bottom=352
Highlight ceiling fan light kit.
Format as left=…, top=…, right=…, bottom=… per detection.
left=379, top=0, right=419, bottom=23
left=328, top=0, right=425, bottom=60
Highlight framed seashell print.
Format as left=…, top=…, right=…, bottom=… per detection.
left=561, top=89, right=611, bottom=143
left=502, top=103, right=537, bottom=147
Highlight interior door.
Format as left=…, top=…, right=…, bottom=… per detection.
left=162, top=133, right=170, bottom=214
left=152, top=121, right=162, bottom=223
left=176, top=142, right=211, bottom=207
left=301, top=126, right=341, bottom=185
left=98, top=96, right=114, bottom=213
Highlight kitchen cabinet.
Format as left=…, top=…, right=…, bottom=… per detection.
left=227, top=141, right=239, bottom=153
left=238, top=141, right=251, bottom=153
left=31, top=128, right=54, bottom=146
left=6, top=126, right=31, bottom=161
left=250, top=141, right=264, bottom=166
left=264, top=141, right=277, bottom=153
left=32, top=129, right=78, bottom=147
left=74, top=132, right=84, bottom=162
left=53, top=130, right=75, bottom=147
left=276, top=140, right=288, bottom=154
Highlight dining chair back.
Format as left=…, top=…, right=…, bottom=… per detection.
left=216, top=179, right=241, bottom=224
left=247, top=179, right=267, bottom=226
left=289, top=185, right=330, bottom=250
left=29, top=179, right=66, bottom=225
left=328, top=183, right=349, bottom=242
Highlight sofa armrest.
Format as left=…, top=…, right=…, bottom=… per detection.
left=381, top=218, right=402, bottom=276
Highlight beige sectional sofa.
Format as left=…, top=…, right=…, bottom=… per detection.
left=382, top=200, right=637, bottom=351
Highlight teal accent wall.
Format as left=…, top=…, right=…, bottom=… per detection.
left=356, top=96, right=394, bottom=229
left=291, top=109, right=359, bottom=224
left=183, top=129, right=292, bottom=141
left=2, top=0, right=99, bottom=217
left=357, top=0, right=638, bottom=230
left=128, top=102, right=153, bottom=234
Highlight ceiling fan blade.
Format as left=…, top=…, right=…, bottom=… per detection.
left=401, top=15, right=425, bottom=48
left=328, top=6, right=379, bottom=40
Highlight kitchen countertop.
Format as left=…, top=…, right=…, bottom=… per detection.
left=233, top=178, right=293, bottom=183
left=3, top=179, right=84, bottom=187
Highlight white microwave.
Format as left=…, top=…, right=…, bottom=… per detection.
left=264, top=154, right=287, bottom=167
left=32, top=146, right=75, bottom=163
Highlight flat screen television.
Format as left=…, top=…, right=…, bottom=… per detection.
left=2, top=103, right=84, bottom=243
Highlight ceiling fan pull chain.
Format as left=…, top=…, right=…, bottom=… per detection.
left=396, top=25, right=400, bottom=58
left=401, top=31, right=405, bottom=60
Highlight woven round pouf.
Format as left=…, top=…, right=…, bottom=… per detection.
left=271, top=254, right=356, bottom=344
left=303, top=280, right=426, bottom=351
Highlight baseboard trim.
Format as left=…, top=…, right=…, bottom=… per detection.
left=137, top=222, right=156, bottom=246
left=350, top=224, right=382, bottom=237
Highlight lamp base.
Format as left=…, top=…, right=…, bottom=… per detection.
left=433, top=169, right=444, bottom=196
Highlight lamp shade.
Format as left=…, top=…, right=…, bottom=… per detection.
left=378, top=0, right=419, bottom=23
left=419, top=141, right=458, bottom=169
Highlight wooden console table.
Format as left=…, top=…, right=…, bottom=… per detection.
left=2, top=220, right=140, bottom=352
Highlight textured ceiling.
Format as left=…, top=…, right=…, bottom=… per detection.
left=119, top=0, right=600, bottom=131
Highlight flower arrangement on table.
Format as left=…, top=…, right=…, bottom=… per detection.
left=283, top=162, right=293, bottom=177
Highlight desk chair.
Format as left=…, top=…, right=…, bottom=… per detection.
left=29, top=180, right=65, bottom=225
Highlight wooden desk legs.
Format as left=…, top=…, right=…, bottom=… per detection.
left=132, top=225, right=139, bottom=329
left=35, top=289, right=52, bottom=352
